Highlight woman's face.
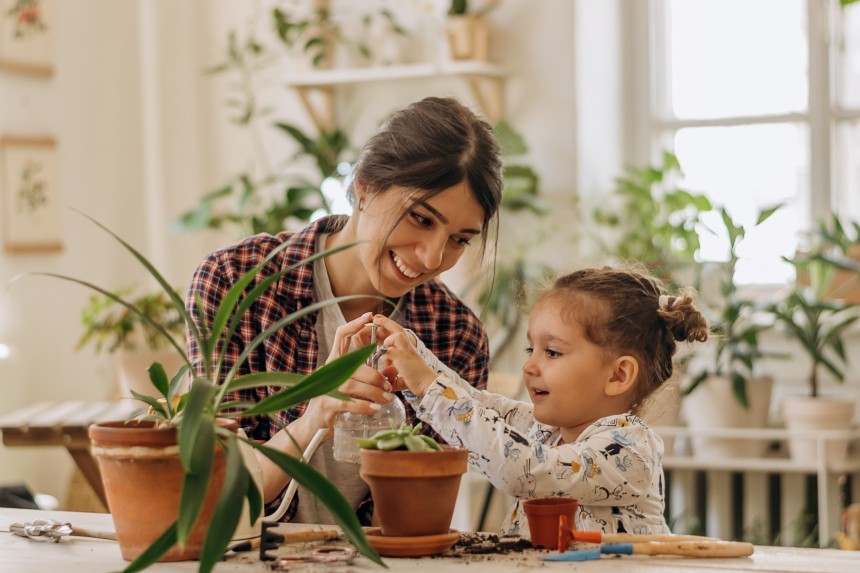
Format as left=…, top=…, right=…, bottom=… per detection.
left=355, top=181, right=485, bottom=298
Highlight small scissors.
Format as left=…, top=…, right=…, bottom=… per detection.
left=9, top=519, right=116, bottom=543
left=270, top=547, right=356, bottom=569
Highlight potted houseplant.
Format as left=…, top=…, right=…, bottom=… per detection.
left=357, top=421, right=468, bottom=541
left=682, top=205, right=782, bottom=458
left=767, top=216, right=860, bottom=465
left=77, top=287, right=186, bottom=399
left=12, top=210, right=385, bottom=573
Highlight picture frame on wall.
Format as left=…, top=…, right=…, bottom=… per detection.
left=0, top=0, right=54, bottom=77
left=0, top=136, right=62, bottom=253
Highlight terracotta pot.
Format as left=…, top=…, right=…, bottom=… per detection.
left=89, top=420, right=228, bottom=562
left=522, top=497, right=579, bottom=549
left=359, top=447, right=468, bottom=537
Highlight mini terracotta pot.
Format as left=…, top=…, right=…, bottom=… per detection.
left=359, top=447, right=468, bottom=537
left=522, top=497, right=579, bottom=549
left=89, top=420, right=229, bottom=562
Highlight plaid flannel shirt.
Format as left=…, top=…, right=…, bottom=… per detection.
left=185, top=215, right=489, bottom=520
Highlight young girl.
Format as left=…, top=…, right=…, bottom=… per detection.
left=362, top=266, right=709, bottom=535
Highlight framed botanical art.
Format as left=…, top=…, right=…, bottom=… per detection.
left=0, top=136, right=62, bottom=253
left=0, top=0, right=53, bottom=76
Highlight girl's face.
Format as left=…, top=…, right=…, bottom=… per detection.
left=523, top=300, right=618, bottom=443
left=355, top=181, right=484, bottom=298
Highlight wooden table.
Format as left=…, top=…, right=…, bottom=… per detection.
left=0, top=400, right=135, bottom=507
left=1, top=507, right=858, bottom=572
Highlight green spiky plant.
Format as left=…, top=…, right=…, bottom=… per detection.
left=685, top=205, right=783, bottom=408
left=10, top=210, right=386, bottom=573
left=767, top=215, right=860, bottom=398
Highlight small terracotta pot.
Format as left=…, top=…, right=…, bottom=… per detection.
left=359, top=447, right=468, bottom=537
left=89, top=420, right=229, bottom=562
left=522, top=497, right=579, bottom=549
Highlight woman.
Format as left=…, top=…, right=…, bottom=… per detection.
left=186, top=96, right=503, bottom=524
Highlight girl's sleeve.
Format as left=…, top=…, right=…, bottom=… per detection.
left=405, top=331, right=531, bottom=430
left=417, top=376, right=660, bottom=505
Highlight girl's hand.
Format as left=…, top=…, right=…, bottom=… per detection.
left=381, top=331, right=438, bottom=398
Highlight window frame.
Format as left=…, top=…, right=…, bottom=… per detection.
left=628, top=0, right=860, bottom=242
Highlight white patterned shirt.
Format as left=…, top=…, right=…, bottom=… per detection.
left=405, top=345, right=670, bottom=537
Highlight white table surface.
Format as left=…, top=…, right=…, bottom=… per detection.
left=1, top=507, right=858, bottom=573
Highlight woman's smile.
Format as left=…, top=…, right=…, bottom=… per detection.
left=391, top=251, right=422, bottom=280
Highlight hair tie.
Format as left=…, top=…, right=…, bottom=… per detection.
left=658, top=294, right=674, bottom=311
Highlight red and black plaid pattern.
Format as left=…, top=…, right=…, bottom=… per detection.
left=186, top=215, right=490, bottom=444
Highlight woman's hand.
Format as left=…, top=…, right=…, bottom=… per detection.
left=301, top=313, right=395, bottom=437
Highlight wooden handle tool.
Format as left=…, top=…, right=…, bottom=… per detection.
left=543, top=540, right=755, bottom=561
left=279, top=529, right=341, bottom=544
left=230, top=528, right=340, bottom=552
left=572, top=531, right=718, bottom=544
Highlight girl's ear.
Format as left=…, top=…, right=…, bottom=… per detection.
left=604, top=355, right=639, bottom=397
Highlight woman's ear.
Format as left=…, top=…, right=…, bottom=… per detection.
left=604, top=355, right=639, bottom=397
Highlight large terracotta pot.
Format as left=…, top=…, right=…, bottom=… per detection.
left=359, top=447, right=468, bottom=537
left=89, top=420, right=227, bottom=562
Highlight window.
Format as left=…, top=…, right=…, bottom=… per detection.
left=636, top=0, right=860, bottom=285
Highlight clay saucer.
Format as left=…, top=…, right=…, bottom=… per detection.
left=363, top=527, right=460, bottom=557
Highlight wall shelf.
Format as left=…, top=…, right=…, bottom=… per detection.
left=285, top=61, right=506, bottom=131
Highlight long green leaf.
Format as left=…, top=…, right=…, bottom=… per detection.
left=129, top=389, right=168, bottom=419
left=223, top=371, right=305, bottom=393
left=177, top=382, right=216, bottom=546
left=9, top=272, right=188, bottom=360
left=71, top=208, right=203, bottom=353
left=219, top=295, right=388, bottom=397
left=215, top=241, right=367, bottom=382
left=241, top=345, right=374, bottom=417
left=147, top=362, right=170, bottom=401
left=247, top=440, right=384, bottom=566
left=198, top=434, right=248, bottom=573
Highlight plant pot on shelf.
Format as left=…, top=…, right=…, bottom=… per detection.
left=359, top=447, right=468, bottom=537
left=89, top=419, right=252, bottom=562
left=782, top=396, right=856, bottom=466
left=445, top=15, right=489, bottom=61
left=682, top=375, right=774, bottom=458
left=521, top=497, right=579, bottom=549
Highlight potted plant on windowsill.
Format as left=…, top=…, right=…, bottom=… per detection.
left=765, top=215, right=860, bottom=465
left=11, top=210, right=385, bottom=573
left=682, top=205, right=782, bottom=458
left=77, top=287, right=187, bottom=399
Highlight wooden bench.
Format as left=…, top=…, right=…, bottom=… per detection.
left=0, top=400, right=136, bottom=507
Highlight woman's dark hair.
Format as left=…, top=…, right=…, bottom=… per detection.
left=540, top=266, right=710, bottom=415
left=348, top=96, right=503, bottom=254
